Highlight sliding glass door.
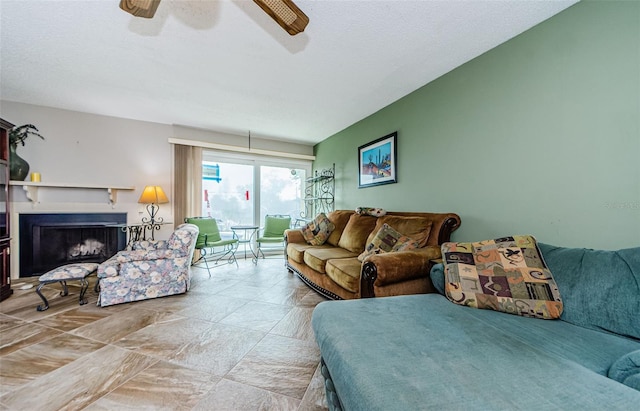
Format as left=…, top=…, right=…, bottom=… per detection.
left=259, top=165, right=306, bottom=226
left=202, top=160, right=254, bottom=237
left=202, top=151, right=310, bottom=237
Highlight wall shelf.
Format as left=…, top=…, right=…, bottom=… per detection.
left=9, top=181, right=135, bottom=205
left=302, top=164, right=335, bottom=220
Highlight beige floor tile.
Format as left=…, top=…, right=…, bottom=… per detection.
left=35, top=303, right=116, bottom=332
left=299, top=362, right=330, bottom=411
left=0, top=314, right=24, bottom=332
left=84, top=360, right=219, bottom=411
left=254, top=285, right=314, bottom=306
left=0, top=345, right=158, bottom=410
left=0, top=322, right=62, bottom=356
left=115, top=316, right=266, bottom=376
left=173, top=293, right=250, bottom=322
left=193, top=378, right=300, bottom=411
left=0, top=278, right=41, bottom=312
left=298, top=290, right=329, bottom=307
left=215, top=283, right=270, bottom=300
left=0, top=333, right=105, bottom=393
left=71, top=306, right=184, bottom=344
left=219, top=301, right=292, bottom=332
left=1, top=284, right=89, bottom=322
left=271, top=306, right=316, bottom=342
left=226, top=334, right=321, bottom=399
left=193, top=275, right=243, bottom=292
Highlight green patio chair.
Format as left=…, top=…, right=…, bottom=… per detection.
left=256, top=214, right=291, bottom=260
left=185, top=217, right=238, bottom=276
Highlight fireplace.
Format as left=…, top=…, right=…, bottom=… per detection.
left=19, top=213, right=127, bottom=277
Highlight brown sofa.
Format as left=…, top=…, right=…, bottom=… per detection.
left=285, top=210, right=461, bottom=299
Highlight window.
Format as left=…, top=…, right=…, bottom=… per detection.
left=202, top=151, right=310, bottom=236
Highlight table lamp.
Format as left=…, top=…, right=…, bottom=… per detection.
left=138, top=185, right=169, bottom=225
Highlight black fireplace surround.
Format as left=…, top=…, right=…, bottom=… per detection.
left=19, top=213, right=127, bottom=277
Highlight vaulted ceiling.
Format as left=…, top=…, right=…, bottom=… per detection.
left=0, top=0, right=577, bottom=145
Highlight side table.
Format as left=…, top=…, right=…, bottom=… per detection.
left=112, top=222, right=173, bottom=248
left=231, top=225, right=259, bottom=262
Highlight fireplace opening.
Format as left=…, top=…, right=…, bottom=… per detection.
left=19, top=213, right=127, bottom=277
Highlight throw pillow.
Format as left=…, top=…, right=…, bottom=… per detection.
left=325, top=210, right=354, bottom=247
left=301, top=213, right=335, bottom=246
left=369, top=215, right=433, bottom=248
left=337, top=214, right=378, bottom=253
left=442, top=235, right=563, bottom=320
left=355, top=207, right=387, bottom=217
left=358, top=223, right=420, bottom=262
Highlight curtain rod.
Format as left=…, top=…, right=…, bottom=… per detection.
left=168, top=137, right=316, bottom=161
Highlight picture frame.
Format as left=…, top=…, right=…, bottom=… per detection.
left=358, top=131, right=397, bottom=188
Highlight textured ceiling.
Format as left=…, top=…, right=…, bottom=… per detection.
left=0, top=0, right=577, bottom=145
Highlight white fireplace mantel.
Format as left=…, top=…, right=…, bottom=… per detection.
left=9, top=181, right=135, bottom=205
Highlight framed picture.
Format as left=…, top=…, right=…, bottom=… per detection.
left=358, top=132, right=397, bottom=188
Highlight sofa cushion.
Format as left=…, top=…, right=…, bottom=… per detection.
left=304, top=247, right=359, bottom=274
left=442, top=235, right=563, bottom=320
left=368, top=216, right=433, bottom=248
left=301, top=213, right=335, bottom=246
left=325, top=258, right=363, bottom=293
left=608, top=350, right=640, bottom=391
left=337, top=214, right=378, bottom=253
left=326, top=210, right=354, bottom=246
left=287, top=242, right=330, bottom=264
left=358, top=223, right=421, bottom=262
left=538, top=243, right=640, bottom=340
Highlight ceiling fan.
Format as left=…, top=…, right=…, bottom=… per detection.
left=119, top=0, right=309, bottom=35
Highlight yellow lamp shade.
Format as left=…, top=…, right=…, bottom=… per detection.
left=138, top=185, right=169, bottom=204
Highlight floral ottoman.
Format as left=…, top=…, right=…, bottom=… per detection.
left=35, top=263, right=99, bottom=311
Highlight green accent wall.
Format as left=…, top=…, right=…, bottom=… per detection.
left=313, top=1, right=639, bottom=250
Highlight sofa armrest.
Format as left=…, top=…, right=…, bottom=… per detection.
left=97, top=257, right=120, bottom=278
left=98, top=249, right=184, bottom=279
left=115, top=249, right=183, bottom=262
left=360, top=246, right=442, bottom=297
left=285, top=228, right=306, bottom=244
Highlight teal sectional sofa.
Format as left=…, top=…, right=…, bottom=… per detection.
left=312, top=243, right=640, bottom=410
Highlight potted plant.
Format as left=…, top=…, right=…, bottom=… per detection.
left=8, top=124, right=45, bottom=181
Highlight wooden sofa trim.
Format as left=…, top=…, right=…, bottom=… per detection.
left=287, top=264, right=343, bottom=300
left=437, top=215, right=462, bottom=245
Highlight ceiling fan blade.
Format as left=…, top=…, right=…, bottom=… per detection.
left=253, top=0, right=309, bottom=36
left=120, top=0, right=161, bottom=19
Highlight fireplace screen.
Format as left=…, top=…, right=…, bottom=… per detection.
left=36, top=225, right=111, bottom=266
left=19, top=213, right=127, bottom=277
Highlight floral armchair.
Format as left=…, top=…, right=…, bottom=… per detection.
left=96, top=223, right=199, bottom=307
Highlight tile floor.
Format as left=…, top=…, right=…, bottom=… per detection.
left=0, top=257, right=329, bottom=410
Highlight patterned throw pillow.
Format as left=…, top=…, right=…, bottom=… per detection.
left=358, top=223, right=420, bottom=262
left=442, top=235, right=563, bottom=320
left=302, top=213, right=336, bottom=246
left=355, top=207, right=387, bottom=217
